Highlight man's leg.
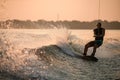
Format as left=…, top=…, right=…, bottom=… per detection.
left=83, top=41, right=94, bottom=56
left=91, top=40, right=103, bottom=57
left=91, top=44, right=98, bottom=57
left=83, top=44, right=88, bottom=56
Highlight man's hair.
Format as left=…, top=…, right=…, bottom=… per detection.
left=97, top=22, right=101, bottom=26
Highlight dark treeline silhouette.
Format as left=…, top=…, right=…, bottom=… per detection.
left=0, top=19, right=120, bottom=29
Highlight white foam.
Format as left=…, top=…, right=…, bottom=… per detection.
left=0, top=28, right=120, bottom=58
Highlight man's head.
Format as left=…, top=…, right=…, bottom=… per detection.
left=96, top=22, right=101, bottom=28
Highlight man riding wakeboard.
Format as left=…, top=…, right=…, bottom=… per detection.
left=83, top=22, right=105, bottom=57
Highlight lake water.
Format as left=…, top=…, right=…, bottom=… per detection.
left=0, top=29, right=120, bottom=80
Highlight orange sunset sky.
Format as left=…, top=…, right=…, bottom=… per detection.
left=0, top=0, right=120, bottom=21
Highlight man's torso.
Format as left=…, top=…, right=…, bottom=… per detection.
left=94, top=28, right=105, bottom=40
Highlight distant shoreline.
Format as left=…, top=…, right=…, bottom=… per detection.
left=0, top=19, right=120, bottom=29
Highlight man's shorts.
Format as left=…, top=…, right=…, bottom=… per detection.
left=95, top=40, right=103, bottom=47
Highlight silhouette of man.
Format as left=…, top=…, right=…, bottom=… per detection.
left=83, top=22, right=105, bottom=57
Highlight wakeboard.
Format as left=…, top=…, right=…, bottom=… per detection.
left=81, top=56, right=98, bottom=62
left=74, top=53, right=98, bottom=62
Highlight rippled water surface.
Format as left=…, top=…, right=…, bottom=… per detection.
left=0, top=29, right=120, bottom=80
